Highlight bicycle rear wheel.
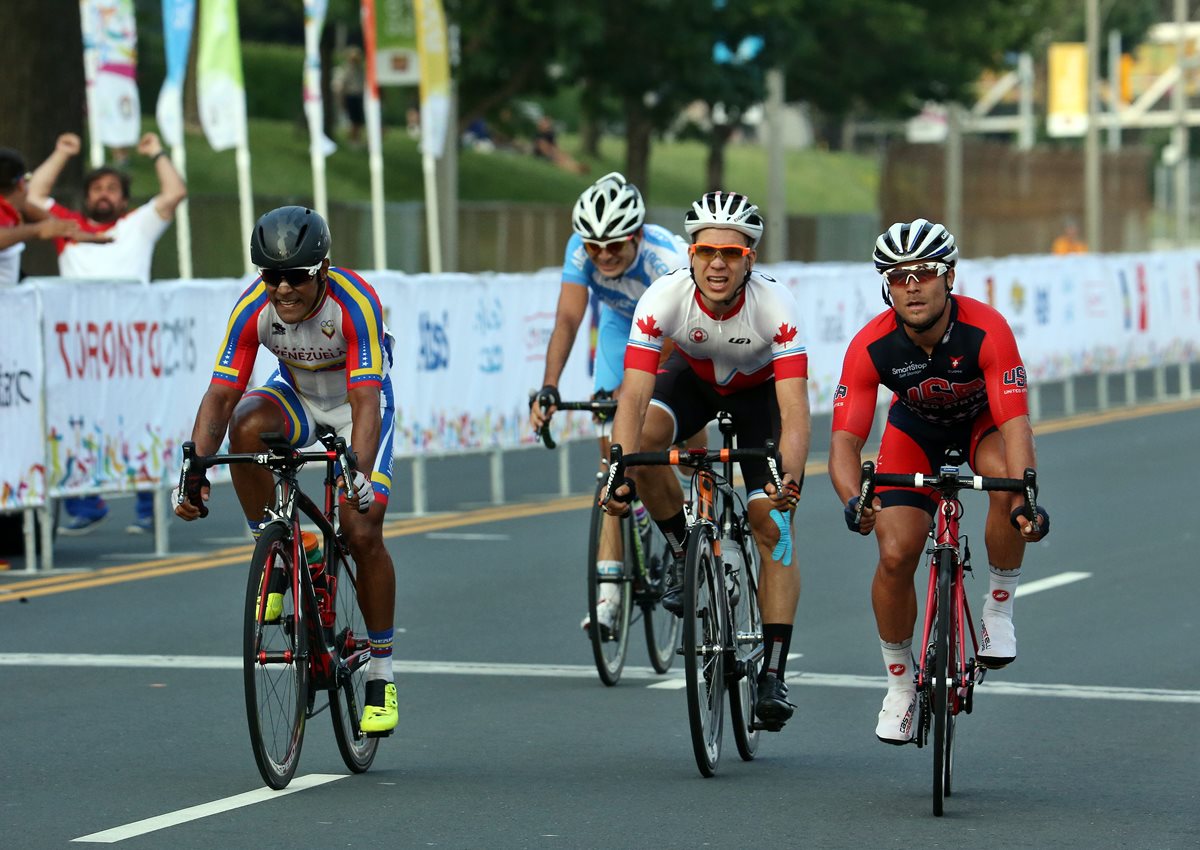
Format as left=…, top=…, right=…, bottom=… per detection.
left=683, top=527, right=726, bottom=778
left=244, top=522, right=308, bottom=790
left=328, top=544, right=379, bottom=773
left=640, top=521, right=680, bottom=673
left=586, top=485, right=632, bottom=686
left=727, top=532, right=762, bottom=761
left=932, top=549, right=954, bottom=816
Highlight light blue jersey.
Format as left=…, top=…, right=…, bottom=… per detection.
left=560, top=223, right=688, bottom=321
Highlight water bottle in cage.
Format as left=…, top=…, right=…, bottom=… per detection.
left=723, top=538, right=744, bottom=608
left=302, top=530, right=334, bottom=629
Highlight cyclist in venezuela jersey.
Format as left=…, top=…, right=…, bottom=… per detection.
left=827, top=219, right=1050, bottom=746
left=174, top=206, right=400, bottom=736
left=603, top=191, right=811, bottom=733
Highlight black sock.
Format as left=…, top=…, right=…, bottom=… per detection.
left=657, top=509, right=688, bottom=559
left=760, top=624, right=793, bottom=680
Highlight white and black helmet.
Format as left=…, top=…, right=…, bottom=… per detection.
left=571, top=172, right=646, bottom=240
left=684, top=191, right=764, bottom=248
left=872, top=218, right=959, bottom=271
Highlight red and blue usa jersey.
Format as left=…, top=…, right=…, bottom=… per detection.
left=211, top=267, right=393, bottom=411
left=832, top=295, right=1028, bottom=438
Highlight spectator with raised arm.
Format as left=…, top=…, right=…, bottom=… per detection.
left=26, top=131, right=188, bottom=535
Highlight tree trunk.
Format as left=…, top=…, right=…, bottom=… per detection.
left=706, top=123, right=736, bottom=191
left=623, top=96, right=653, bottom=192
left=1, top=0, right=86, bottom=275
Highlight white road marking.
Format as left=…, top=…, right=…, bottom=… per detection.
left=4, top=653, right=1195, bottom=703
left=72, top=773, right=347, bottom=843
left=424, top=532, right=511, bottom=541
left=1014, top=571, right=1092, bottom=597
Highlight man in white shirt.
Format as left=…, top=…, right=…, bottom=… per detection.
left=27, top=131, right=188, bottom=534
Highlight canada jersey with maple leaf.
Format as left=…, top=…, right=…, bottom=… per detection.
left=624, top=268, right=808, bottom=395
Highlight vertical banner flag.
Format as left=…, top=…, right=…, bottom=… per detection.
left=156, top=0, right=196, bottom=148
left=374, top=0, right=419, bottom=86
left=197, top=0, right=248, bottom=151
left=413, top=0, right=450, bottom=157
left=1047, top=42, right=1088, bottom=138
left=79, top=0, right=142, bottom=147
left=304, top=0, right=336, bottom=156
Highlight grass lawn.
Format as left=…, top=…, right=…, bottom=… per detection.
left=121, top=117, right=878, bottom=214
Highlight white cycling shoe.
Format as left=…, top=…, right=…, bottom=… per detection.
left=581, top=589, right=621, bottom=641
left=875, top=688, right=918, bottom=745
left=978, top=612, right=1017, bottom=669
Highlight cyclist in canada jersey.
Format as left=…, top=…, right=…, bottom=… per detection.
left=603, top=191, right=810, bottom=732
left=174, top=206, right=400, bottom=735
left=528, top=172, right=690, bottom=640
left=827, top=219, right=1050, bottom=745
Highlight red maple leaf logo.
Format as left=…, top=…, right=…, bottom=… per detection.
left=636, top=315, right=663, bottom=338
left=773, top=323, right=797, bottom=345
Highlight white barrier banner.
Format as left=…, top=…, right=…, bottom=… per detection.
left=768, top=251, right=1200, bottom=414
left=40, top=278, right=244, bottom=498
left=1, top=287, right=45, bottom=509
left=368, top=269, right=594, bottom=454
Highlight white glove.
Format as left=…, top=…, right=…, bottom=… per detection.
left=346, top=470, right=374, bottom=511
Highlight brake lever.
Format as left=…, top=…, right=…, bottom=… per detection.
left=855, top=461, right=876, bottom=527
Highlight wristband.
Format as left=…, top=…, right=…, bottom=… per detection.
left=151, top=151, right=167, bottom=162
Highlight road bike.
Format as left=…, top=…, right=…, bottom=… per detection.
left=856, top=450, right=1038, bottom=815
left=535, top=394, right=680, bottom=685
left=178, top=431, right=381, bottom=790
left=608, top=412, right=785, bottom=777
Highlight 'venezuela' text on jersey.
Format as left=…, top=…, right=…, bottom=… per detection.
left=624, top=268, right=808, bottom=394
left=211, top=267, right=393, bottom=411
left=832, top=295, right=1028, bottom=437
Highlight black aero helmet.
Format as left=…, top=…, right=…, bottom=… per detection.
left=250, top=206, right=331, bottom=269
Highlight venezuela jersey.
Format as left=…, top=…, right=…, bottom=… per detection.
left=211, top=267, right=393, bottom=411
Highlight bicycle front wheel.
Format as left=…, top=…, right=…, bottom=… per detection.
left=586, top=485, right=632, bottom=686
left=683, top=526, right=726, bottom=778
left=727, top=533, right=762, bottom=762
left=244, top=522, right=308, bottom=790
left=328, top=545, right=379, bottom=773
left=639, top=520, right=680, bottom=673
left=932, top=548, right=954, bottom=816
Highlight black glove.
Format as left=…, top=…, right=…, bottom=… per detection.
left=535, top=384, right=561, bottom=410
left=1010, top=505, right=1049, bottom=537
left=182, top=470, right=211, bottom=518
left=844, top=496, right=862, bottom=532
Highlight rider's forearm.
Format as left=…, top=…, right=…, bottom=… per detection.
left=540, top=318, right=580, bottom=388
left=348, top=387, right=382, bottom=472
left=190, top=385, right=240, bottom=456
left=828, top=430, right=866, bottom=504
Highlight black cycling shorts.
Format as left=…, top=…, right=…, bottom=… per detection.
left=651, top=351, right=780, bottom=494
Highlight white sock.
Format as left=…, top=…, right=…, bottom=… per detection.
left=367, top=656, right=393, bottom=680
left=880, top=638, right=914, bottom=691
left=984, top=566, right=1021, bottom=618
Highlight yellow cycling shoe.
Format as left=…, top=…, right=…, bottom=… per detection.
left=361, top=681, right=398, bottom=734
left=255, top=587, right=284, bottom=623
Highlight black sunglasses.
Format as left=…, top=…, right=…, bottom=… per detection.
left=259, top=264, right=322, bottom=286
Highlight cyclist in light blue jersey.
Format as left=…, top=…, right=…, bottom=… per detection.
left=529, top=172, right=689, bottom=638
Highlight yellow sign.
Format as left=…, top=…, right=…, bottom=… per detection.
left=1047, top=42, right=1088, bottom=137
left=413, top=0, right=450, bottom=157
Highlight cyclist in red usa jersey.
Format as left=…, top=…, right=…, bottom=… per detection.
left=828, top=219, right=1049, bottom=745
left=174, top=206, right=399, bottom=735
left=603, top=191, right=810, bottom=730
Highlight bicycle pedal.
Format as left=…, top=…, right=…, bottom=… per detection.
left=750, top=719, right=786, bottom=732
left=364, top=728, right=394, bottom=739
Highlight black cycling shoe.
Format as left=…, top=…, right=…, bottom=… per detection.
left=659, top=556, right=685, bottom=617
left=753, top=672, right=795, bottom=731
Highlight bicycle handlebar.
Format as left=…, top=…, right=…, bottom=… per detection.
left=854, top=460, right=1038, bottom=527
left=601, top=441, right=786, bottom=508
left=177, top=431, right=367, bottom=516
left=530, top=390, right=618, bottom=450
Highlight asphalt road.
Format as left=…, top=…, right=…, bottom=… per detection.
left=2, top=402, right=1198, bottom=849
